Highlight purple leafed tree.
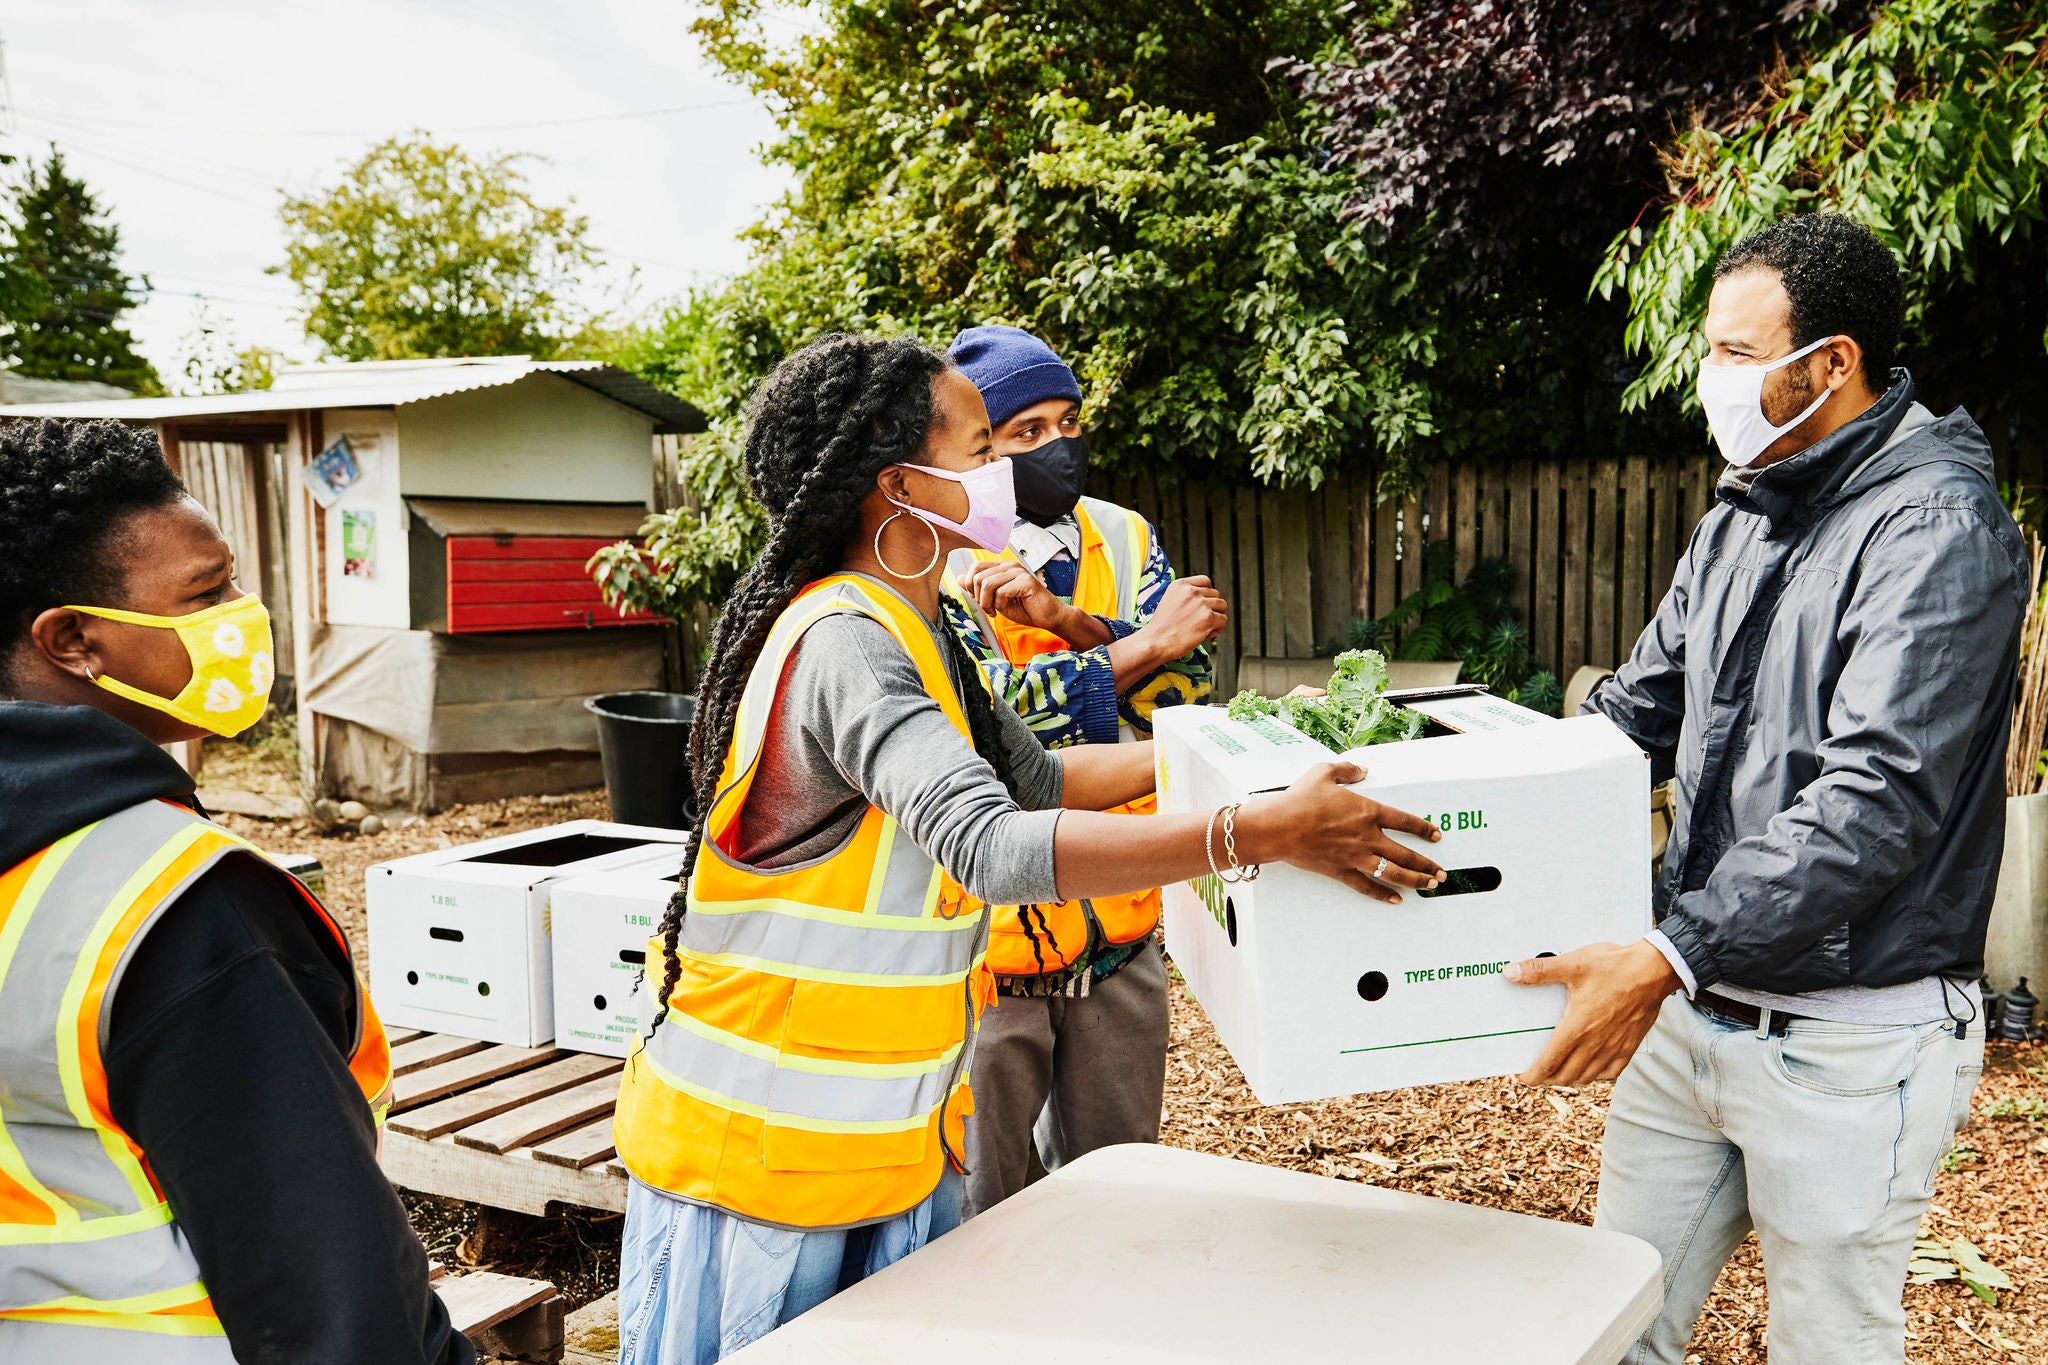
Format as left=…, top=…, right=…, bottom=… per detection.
left=1279, top=1, right=1868, bottom=281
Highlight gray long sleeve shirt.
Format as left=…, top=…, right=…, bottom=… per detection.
left=732, top=602, right=1067, bottom=906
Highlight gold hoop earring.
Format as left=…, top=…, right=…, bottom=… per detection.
left=874, top=510, right=941, bottom=580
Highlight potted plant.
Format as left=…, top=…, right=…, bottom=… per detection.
left=1987, top=522, right=2048, bottom=1000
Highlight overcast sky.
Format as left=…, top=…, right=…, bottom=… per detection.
left=2, top=0, right=797, bottom=385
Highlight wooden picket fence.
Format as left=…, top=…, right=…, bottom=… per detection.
left=654, top=431, right=2048, bottom=699
left=1091, top=457, right=1722, bottom=696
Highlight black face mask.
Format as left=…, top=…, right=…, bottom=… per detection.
left=1009, top=434, right=1090, bottom=525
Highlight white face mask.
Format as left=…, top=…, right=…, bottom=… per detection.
left=1695, top=334, right=1840, bottom=467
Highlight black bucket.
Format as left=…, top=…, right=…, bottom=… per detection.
left=585, top=691, right=697, bottom=829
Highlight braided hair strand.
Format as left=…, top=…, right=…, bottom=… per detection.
left=645, top=335, right=1021, bottom=1039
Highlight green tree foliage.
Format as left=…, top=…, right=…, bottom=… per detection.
left=1596, top=0, right=2048, bottom=436
left=1279, top=1, right=1864, bottom=472
left=603, top=0, right=1475, bottom=610
left=686, top=0, right=1451, bottom=486
left=176, top=301, right=276, bottom=396
left=0, top=151, right=160, bottom=393
left=608, top=290, right=725, bottom=414
left=277, top=135, right=610, bottom=361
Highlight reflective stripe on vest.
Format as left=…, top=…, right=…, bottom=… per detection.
left=679, top=894, right=987, bottom=983
left=945, top=499, right=1163, bottom=975
left=0, top=1317, right=235, bottom=1362
left=1078, top=496, right=1147, bottom=621
left=0, top=799, right=391, bottom=1348
left=637, top=998, right=964, bottom=1132
left=614, top=573, right=994, bottom=1229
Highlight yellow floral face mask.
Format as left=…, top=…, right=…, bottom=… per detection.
left=65, top=595, right=276, bottom=737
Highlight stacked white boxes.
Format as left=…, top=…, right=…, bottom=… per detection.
left=549, top=842, right=692, bottom=1058
left=1154, top=689, right=1652, bottom=1105
left=366, top=820, right=691, bottom=1046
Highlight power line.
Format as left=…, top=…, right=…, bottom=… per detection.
left=439, top=97, right=758, bottom=134
left=14, top=113, right=317, bottom=190
left=13, top=96, right=755, bottom=141
left=20, top=126, right=285, bottom=196
left=18, top=133, right=276, bottom=208
left=5, top=261, right=295, bottom=314
left=149, top=287, right=298, bottom=313
left=151, top=268, right=297, bottom=299
left=0, top=38, right=16, bottom=138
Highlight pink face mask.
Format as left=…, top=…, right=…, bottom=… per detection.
left=887, top=460, right=1017, bottom=554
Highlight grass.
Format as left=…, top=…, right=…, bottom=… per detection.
left=1939, top=1140, right=1983, bottom=1173
left=1982, top=1095, right=2048, bottom=1126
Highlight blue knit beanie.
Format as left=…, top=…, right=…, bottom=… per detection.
left=947, top=325, right=1081, bottom=428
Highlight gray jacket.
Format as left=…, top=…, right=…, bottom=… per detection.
left=1588, top=374, right=2027, bottom=995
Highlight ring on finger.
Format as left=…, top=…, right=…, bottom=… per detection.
left=1372, top=855, right=1388, bottom=880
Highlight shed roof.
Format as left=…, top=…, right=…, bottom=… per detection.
left=0, top=370, right=134, bottom=404
left=406, top=496, right=650, bottom=538
left=0, top=357, right=707, bottom=434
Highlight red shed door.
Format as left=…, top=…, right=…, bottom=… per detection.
left=446, top=533, right=661, bottom=634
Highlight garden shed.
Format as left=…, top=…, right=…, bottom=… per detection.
left=0, top=357, right=705, bottom=808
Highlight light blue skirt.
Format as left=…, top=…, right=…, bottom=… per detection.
left=616, top=1168, right=963, bottom=1364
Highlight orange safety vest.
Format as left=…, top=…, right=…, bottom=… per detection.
left=946, top=497, right=1162, bottom=977
left=613, top=573, right=996, bottom=1230
left=0, top=798, right=393, bottom=1360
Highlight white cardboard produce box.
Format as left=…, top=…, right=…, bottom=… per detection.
left=367, top=820, right=691, bottom=1046
left=549, top=843, right=692, bottom=1058
left=1155, top=693, right=1651, bottom=1104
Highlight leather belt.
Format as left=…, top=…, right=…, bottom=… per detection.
left=1697, top=990, right=1810, bottom=1035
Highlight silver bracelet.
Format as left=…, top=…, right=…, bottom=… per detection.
left=1204, top=805, right=1230, bottom=882
left=1221, top=803, right=1261, bottom=883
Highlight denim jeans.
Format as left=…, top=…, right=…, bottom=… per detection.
left=1596, top=995, right=1983, bottom=1365
left=616, top=1168, right=963, bottom=1365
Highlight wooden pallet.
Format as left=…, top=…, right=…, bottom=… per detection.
left=380, top=1028, right=630, bottom=1215
left=431, top=1261, right=567, bottom=1364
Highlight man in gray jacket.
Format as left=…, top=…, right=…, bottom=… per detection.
left=1507, top=214, right=2027, bottom=1364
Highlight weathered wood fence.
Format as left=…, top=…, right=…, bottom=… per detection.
left=655, top=433, right=2048, bottom=699
left=1092, top=457, right=1722, bottom=695
left=174, top=439, right=297, bottom=676
left=648, top=436, right=1722, bottom=696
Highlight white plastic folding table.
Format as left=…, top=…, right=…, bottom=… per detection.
left=729, top=1143, right=1662, bottom=1364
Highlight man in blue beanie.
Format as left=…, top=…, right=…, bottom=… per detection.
left=941, top=324, right=1227, bottom=1218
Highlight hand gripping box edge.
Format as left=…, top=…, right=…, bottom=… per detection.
left=1154, top=703, right=1652, bottom=1104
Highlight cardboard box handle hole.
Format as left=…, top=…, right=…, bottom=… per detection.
left=1415, top=867, right=1503, bottom=899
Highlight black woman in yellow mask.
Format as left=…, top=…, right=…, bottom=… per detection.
left=0, top=419, right=468, bottom=1364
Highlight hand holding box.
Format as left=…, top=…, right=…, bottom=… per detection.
left=1155, top=695, right=1652, bottom=1103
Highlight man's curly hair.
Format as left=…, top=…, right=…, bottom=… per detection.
left=0, top=418, right=185, bottom=668
left=1716, top=214, right=1904, bottom=387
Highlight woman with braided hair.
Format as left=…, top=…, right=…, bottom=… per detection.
left=611, top=334, right=1447, bottom=1363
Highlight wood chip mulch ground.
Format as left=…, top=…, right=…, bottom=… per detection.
left=1158, top=968, right=2048, bottom=1364
left=208, top=760, right=2048, bottom=1362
